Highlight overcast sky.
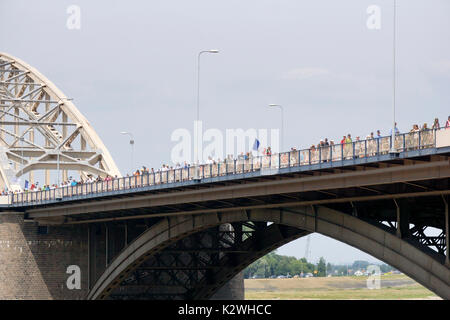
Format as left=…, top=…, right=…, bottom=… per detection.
left=1, top=0, right=449, bottom=264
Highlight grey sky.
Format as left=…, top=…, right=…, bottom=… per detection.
left=1, top=0, right=449, bottom=264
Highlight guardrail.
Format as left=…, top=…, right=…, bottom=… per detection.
left=9, top=128, right=450, bottom=205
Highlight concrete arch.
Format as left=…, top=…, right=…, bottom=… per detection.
left=0, top=52, right=120, bottom=190
left=88, top=206, right=450, bottom=300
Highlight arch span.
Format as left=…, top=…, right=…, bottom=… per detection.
left=88, top=206, right=450, bottom=300
left=0, top=52, right=120, bottom=190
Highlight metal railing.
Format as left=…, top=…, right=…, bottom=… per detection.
left=9, top=128, right=446, bottom=205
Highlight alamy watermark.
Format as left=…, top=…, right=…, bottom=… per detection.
left=66, top=5, right=81, bottom=30
left=66, top=265, right=81, bottom=290
left=171, top=121, right=280, bottom=165
left=366, top=264, right=381, bottom=289
left=366, top=5, right=381, bottom=30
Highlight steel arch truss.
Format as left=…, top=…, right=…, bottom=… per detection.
left=353, top=197, right=448, bottom=261
left=411, top=225, right=446, bottom=255
left=0, top=52, right=120, bottom=190
left=88, top=204, right=450, bottom=300
left=107, top=222, right=307, bottom=300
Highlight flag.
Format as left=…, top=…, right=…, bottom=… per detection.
left=24, top=180, right=29, bottom=190
left=252, top=138, right=260, bottom=151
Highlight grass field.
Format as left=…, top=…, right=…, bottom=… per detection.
left=245, top=274, right=440, bottom=300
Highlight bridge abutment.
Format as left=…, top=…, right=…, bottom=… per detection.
left=0, top=213, right=89, bottom=299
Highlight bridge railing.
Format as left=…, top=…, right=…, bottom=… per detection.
left=9, top=128, right=449, bottom=205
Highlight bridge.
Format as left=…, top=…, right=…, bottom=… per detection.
left=0, top=52, right=449, bottom=300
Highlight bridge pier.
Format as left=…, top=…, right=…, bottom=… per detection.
left=210, top=271, right=244, bottom=300
left=0, top=213, right=89, bottom=299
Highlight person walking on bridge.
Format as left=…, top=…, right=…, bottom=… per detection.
left=345, top=134, right=352, bottom=159
left=432, top=118, right=440, bottom=130
left=390, top=122, right=400, bottom=136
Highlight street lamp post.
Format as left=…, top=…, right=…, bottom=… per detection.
left=390, top=0, right=397, bottom=154
left=121, top=132, right=135, bottom=174
left=194, top=49, right=219, bottom=180
left=196, top=49, right=219, bottom=122
left=56, top=145, right=62, bottom=198
left=19, top=136, right=24, bottom=188
left=56, top=98, right=73, bottom=194
left=268, top=104, right=284, bottom=152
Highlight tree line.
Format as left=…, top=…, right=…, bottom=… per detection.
left=244, top=252, right=395, bottom=278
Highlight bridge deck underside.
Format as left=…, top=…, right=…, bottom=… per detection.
left=66, top=180, right=448, bottom=225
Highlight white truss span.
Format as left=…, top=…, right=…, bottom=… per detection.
left=0, top=52, right=120, bottom=191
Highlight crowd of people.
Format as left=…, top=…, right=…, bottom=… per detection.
left=0, top=174, right=117, bottom=195
left=3, top=116, right=449, bottom=197
left=304, top=116, right=449, bottom=152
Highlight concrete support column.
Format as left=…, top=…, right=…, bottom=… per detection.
left=210, top=271, right=244, bottom=300
left=395, top=200, right=401, bottom=237
left=210, top=223, right=245, bottom=300
left=351, top=202, right=358, bottom=217
left=124, top=222, right=128, bottom=246
left=87, top=224, right=91, bottom=290
left=105, top=224, right=109, bottom=267
left=444, top=196, right=449, bottom=267
left=395, top=200, right=410, bottom=238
